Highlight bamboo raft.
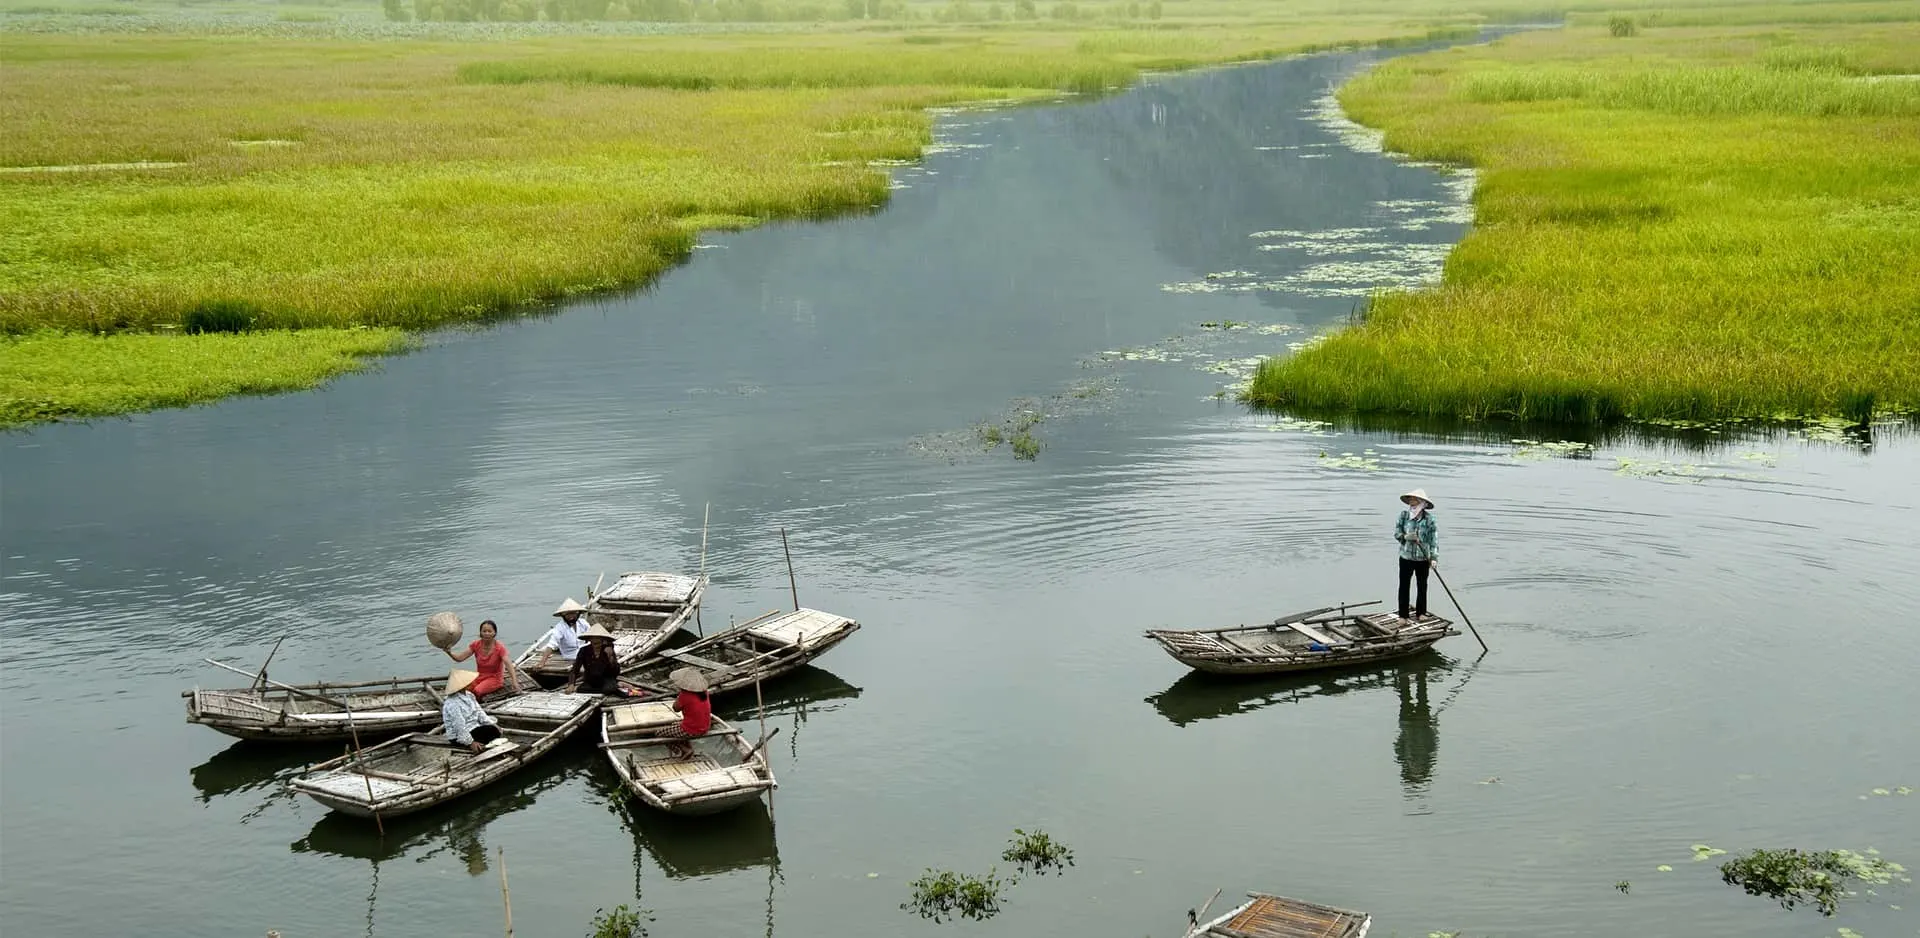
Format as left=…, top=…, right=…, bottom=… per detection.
left=1146, top=602, right=1456, bottom=676
left=516, top=571, right=706, bottom=687
left=619, top=607, right=858, bottom=700
left=601, top=700, right=776, bottom=815
left=288, top=691, right=600, bottom=819
left=184, top=674, right=450, bottom=743
left=1187, top=892, right=1370, bottom=938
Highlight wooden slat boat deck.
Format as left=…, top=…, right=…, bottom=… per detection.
left=598, top=572, right=700, bottom=606
left=746, top=608, right=854, bottom=647
left=1208, top=894, right=1368, bottom=938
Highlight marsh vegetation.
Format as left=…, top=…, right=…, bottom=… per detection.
left=1247, top=10, right=1920, bottom=425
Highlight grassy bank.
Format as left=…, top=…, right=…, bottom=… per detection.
left=0, top=6, right=1505, bottom=429
left=1247, top=12, right=1920, bottom=424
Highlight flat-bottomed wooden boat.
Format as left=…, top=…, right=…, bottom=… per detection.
left=1186, top=891, right=1370, bottom=938
left=601, top=699, right=776, bottom=815
left=184, top=675, right=450, bottom=743
left=288, top=691, right=600, bottom=818
left=621, top=608, right=859, bottom=700
left=1146, top=603, right=1455, bottom=676
left=517, top=571, right=705, bottom=687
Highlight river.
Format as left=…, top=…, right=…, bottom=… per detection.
left=2, top=40, right=1916, bottom=938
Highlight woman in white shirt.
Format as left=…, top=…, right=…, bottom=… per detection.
left=441, top=669, right=501, bottom=753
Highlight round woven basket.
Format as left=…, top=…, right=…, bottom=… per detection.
left=426, top=611, right=463, bottom=650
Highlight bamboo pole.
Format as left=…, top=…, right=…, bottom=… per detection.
left=252, top=636, right=287, bottom=694
left=697, top=503, right=710, bottom=637
left=342, top=695, right=385, bottom=836
left=499, top=846, right=513, bottom=938
left=1432, top=565, right=1489, bottom=653
left=1183, top=888, right=1223, bottom=938
left=779, top=527, right=798, bottom=612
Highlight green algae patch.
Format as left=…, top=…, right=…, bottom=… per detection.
left=0, top=328, right=410, bottom=428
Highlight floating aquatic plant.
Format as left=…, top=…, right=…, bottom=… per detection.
left=1001, top=828, right=1074, bottom=876
left=1720, top=847, right=1910, bottom=916
left=1693, top=844, right=1728, bottom=862
left=1318, top=451, right=1380, bottom=471
left=902, top=868, right=1008, bottom=922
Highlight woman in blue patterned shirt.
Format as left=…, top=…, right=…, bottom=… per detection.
left=1394, top=488, right=1438, bottom=620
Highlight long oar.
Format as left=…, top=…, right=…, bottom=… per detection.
left=1432, top=565, right=1489, bottom=653
left=252, top=636, right=287, bottom=694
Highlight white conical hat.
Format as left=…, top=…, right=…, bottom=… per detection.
left=1401, top=488, right=1434, bottom=509
left=445, top=669, right=480, bottom=696
left=582, top=623, right=615, bottom=641
left=669, top=667, right=710, bottom=693
left=552, top=597, right=587, bottom=617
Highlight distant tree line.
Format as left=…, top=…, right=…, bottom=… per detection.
left=386, top=0, right=1163, bottom=23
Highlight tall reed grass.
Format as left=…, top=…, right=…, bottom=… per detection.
left=1249, top=17, right=1920, bottom=423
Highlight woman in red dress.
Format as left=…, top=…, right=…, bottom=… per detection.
left=443, top=619, right=520, bottom=699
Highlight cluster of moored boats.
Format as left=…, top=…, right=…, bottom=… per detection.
left=185, top=568, right=1457, bottom=933
left=184, top=569, right=859, bottom=821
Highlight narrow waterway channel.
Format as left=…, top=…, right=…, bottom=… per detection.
left=3, top=40, right=1916, bottom=938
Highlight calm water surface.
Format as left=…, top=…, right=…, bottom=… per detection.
left=4, top=44, right=1917, bottom=938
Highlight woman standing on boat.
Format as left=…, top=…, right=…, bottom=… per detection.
left=442, top=619, right=520, bottom=700
left=1395, top=488, right=1438, bottom=620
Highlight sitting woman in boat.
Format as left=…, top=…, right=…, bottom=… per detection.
left=661, top=667, right=712, bottom=759
left=1394, top=488, right=1438, bottom=620
left=532, top=597, right=592, bottom=671
left=442, top=619, right=520, bottom=700
left=565, top=624, right=625, bottom=696
left=441, top=669, right=503, bottom=754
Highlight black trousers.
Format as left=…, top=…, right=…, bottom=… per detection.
left=1398, top=558, right=1431, bottom=618
left=471, top=723, right=502, bottom=745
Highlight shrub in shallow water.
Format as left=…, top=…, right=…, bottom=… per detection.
left=1607, top=15, right=1636, bottom=37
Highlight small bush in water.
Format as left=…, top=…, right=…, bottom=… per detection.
left=1607, top=15, right=1637, bottom=37
left=1002, top=828, right=1074, bottom=876
left=903, top=868, right=1007, bottom=922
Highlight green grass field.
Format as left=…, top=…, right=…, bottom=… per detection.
left=4, top=0, right=1918, bottom=428
left=1246, top=13, right=1920, bottom=424
left=0, top=4, right=1514, bottom=427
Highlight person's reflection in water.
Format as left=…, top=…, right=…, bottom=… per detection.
left=1394, top=667, right=1439, bottom=810
left=455, top=828, right=489, bottom=877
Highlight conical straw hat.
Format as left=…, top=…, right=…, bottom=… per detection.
left=582, top=624, right=615, bottom=641
left=445, top=669, right=480, bottom=696
left=1401, top=488, right=1434, bottom=509
left=552, top=597, right=587, bottom=617
left=426, top=611, right=463, bottom=649
left=669, top=667, right=709, bottom=693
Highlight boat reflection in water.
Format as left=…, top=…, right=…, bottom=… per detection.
left=1147, top=653, right=1484, bottom=809
left=190, top=740, right=339, bottom=804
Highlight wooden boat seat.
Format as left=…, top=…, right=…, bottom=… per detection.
left=300, top=772, right=417, bottom=801
left=609, top=702, right=680, bottom=729
left=658, top=649, right=730, bottom=671
left=1359, top=613, right=1404, bottom=636
left=1284, top=622, right=1346, bottom=647
left=633, top=755, right=721, bottom=779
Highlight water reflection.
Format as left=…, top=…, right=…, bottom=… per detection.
left=715, top=666, right=862, bottom=762
left=289, top=748, right=582, bottom=864
left=190, top=741, right=337, bottom=804
left=1145, top=653, right=1452, bottom=727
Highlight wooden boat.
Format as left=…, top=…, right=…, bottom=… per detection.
left=516, top=571, right=706, bottom=688
left=184, top=675, right=451, bottom=743
left=1146, top=602, right=1456, bottom=676
left=288, top=691, right=600, bottom=819
left=1185, top=891, right=1370, bottom=938
left=620, top=608, right=860, bottom=700
left=601, top=699, right=776, bottom=815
